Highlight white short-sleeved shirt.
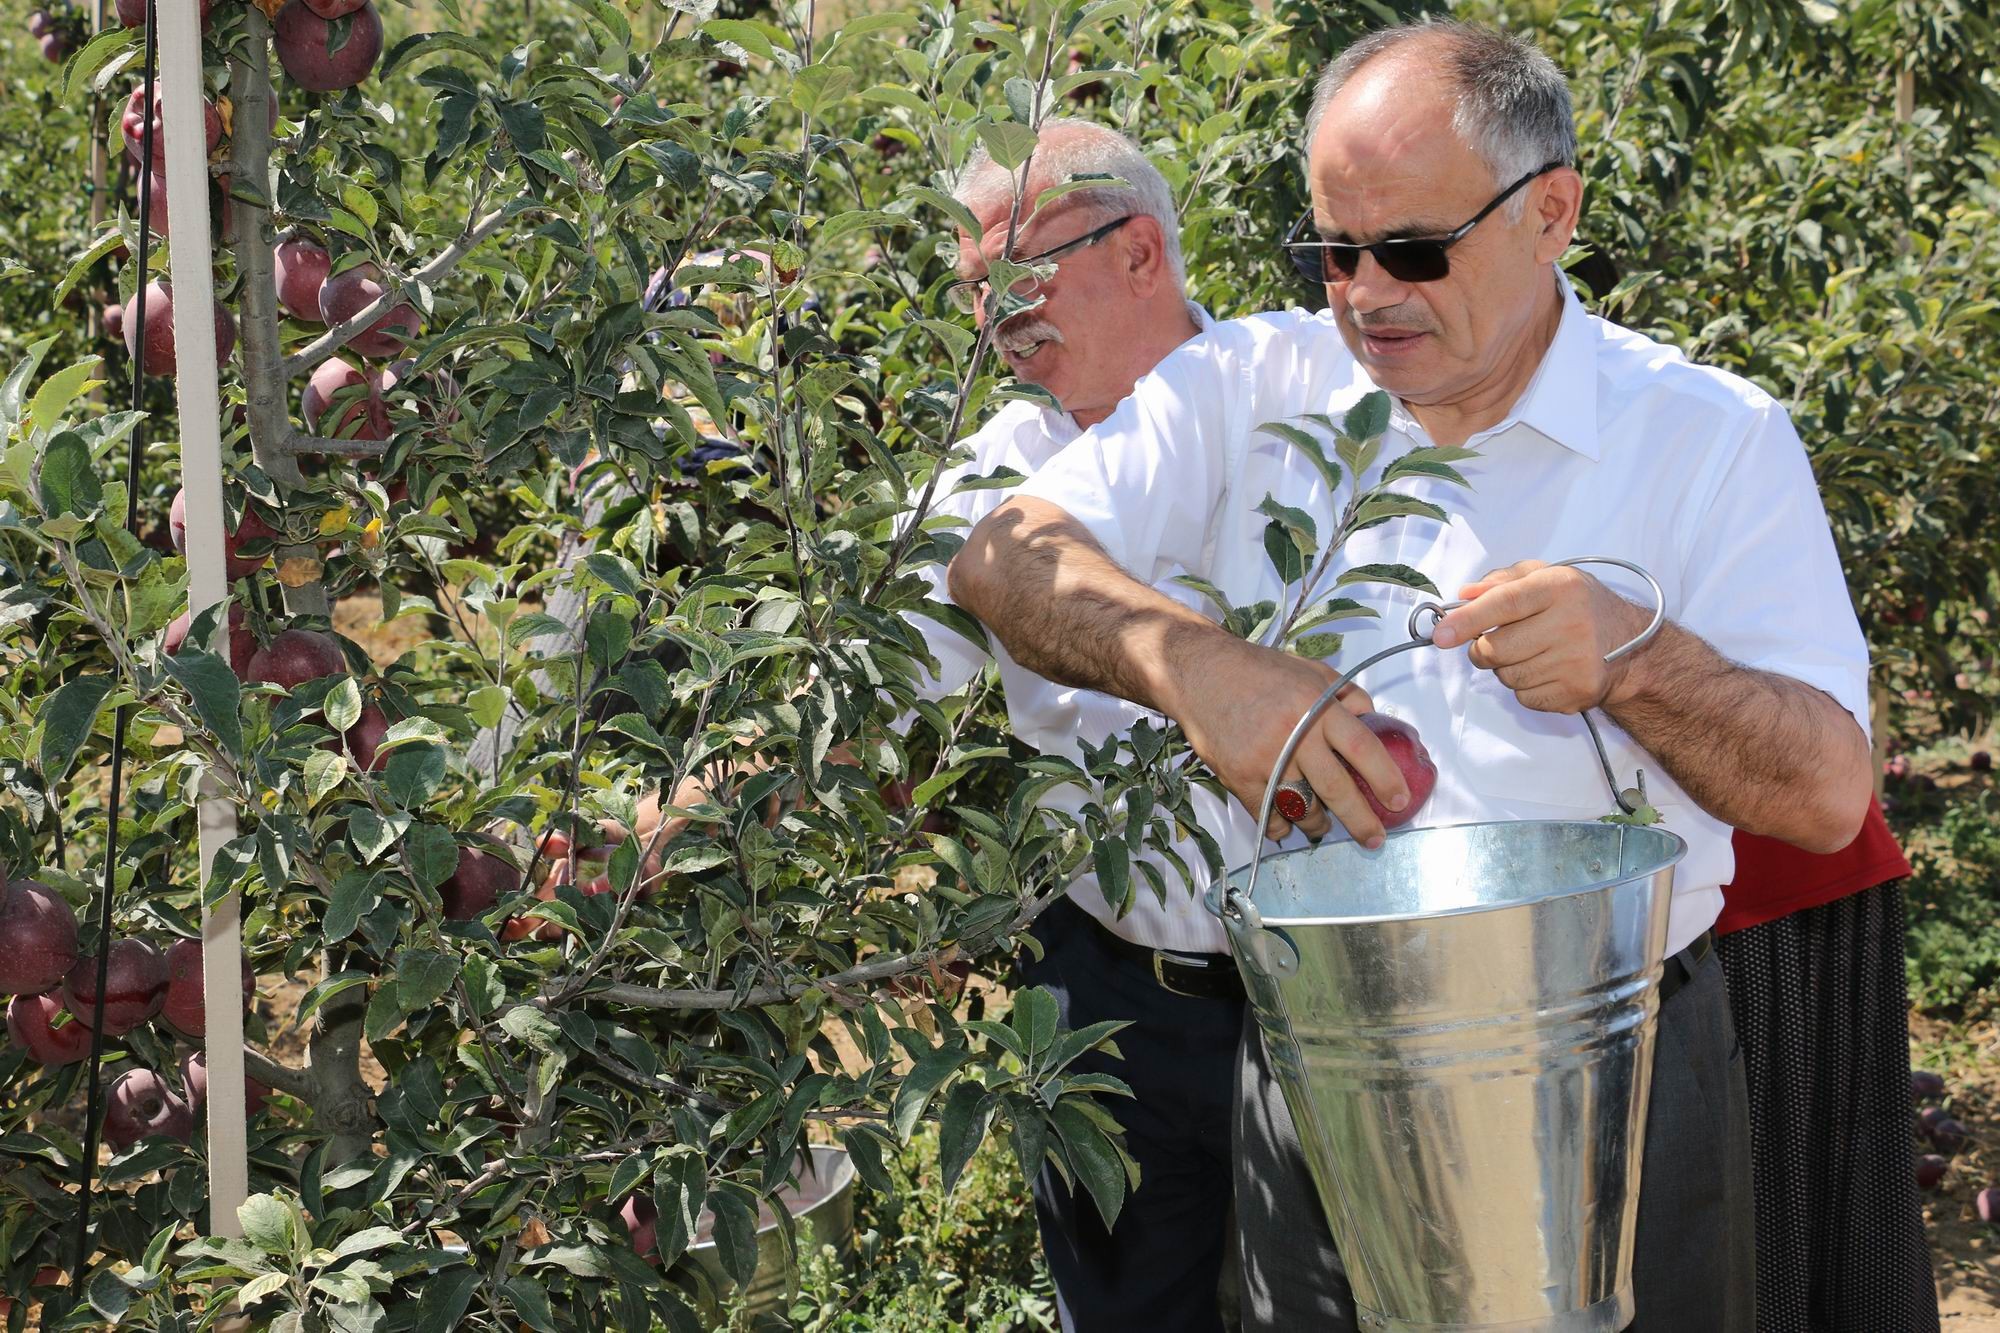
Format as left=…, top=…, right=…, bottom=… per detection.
left=909, top=307, right=1243, bottom=953
left=1012, top=279, right=1870, bottom=957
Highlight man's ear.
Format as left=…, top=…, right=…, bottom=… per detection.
left=1121, top=214, right=1172, bottom=298
left=1533, top=169, right=1584, bottom=265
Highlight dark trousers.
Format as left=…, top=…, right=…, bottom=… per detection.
left=1017, top=897, right=1244, bottom=1333
left=1233, top=939, right=1756, bottom=1332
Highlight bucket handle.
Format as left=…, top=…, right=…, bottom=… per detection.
left=1210, top=556, right=1665, bottom=925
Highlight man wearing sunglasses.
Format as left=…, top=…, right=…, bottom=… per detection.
left=951, top=20, right=1874, bottom=1333
left=913, top=118, right=1264, bottom=1333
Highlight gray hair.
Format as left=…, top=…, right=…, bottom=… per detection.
left=1306, top=20, right=1576, bottom=221
left=953, top=117, right=1187, bottom=289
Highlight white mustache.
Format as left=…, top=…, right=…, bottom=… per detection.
left=996, top=318, right=1064, bottom=357
left=1349, top=307, right=1436, bottom=336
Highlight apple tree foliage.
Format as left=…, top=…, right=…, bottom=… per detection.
left=0, top=0, right=1994, bottom=1327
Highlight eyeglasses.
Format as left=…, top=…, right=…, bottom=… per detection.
left=1283, top=161, right=1568, bottom=285
left=945, top=214, right=1136, bottom=315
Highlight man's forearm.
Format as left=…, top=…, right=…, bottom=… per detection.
left=948, top=496, right=1224, bottom=721
left=1607, top=619, right=1872, bottom=853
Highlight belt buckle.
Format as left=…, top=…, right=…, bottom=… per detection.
left=1152, top=950, right=1205, bottom=998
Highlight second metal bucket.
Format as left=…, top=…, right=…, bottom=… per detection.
left=1222, top=819, right=1684, bottom=1332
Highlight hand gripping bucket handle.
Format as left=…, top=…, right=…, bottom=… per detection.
left=1206, top=554, right=1666, bottom=927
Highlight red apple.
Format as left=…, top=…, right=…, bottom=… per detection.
left=103, top=301, right=125, bottom=342
left=441, top=841, right=516, bottom=921
left=246, top=628, right=347, bottom=692
left=333, top=703, right=392, bottom=772
left=1916, top=1153, right=1950, bottom=1190
left=0, top=879, right=80, bottom=996
left=61, top=938, right=169, bottom=1036
left=499, top=878, right=564, bottom=942
left=1931, top=1118, right=1971, bottom=1155
left=180, top=1050, right=273, bottom=1116
left=121, top=86, right=222, bottom=167
left=1912, top=1069, right=1946, bottom=1102
left=158, top=937, right=255, bottom=1040
left=1337, top=713, right=1437, bottom=830
left=122, top=281, right=236, bottom=377
left=317, top=262, right=420, bottom=358
left=117, top=0, right=210, bottom=26
left=273, top=0, right=383, bottom=92
left=7, top=992, right=94, bottom=1065
left=1979, top=1187, right=2000, bottom=1226
left=39, top=31, right=68, bottom=61
left=169, top=488, right=278, bottom=579
left=302, top=357, right=397, bottom=440
left=28, top=10, right=55, bottom=37
left=1919, top=1106, right=1950, bottom=1135
left=164, top=602, right=259, bottom=677
left=103, top=1067, right=195, bottom=1150
left=302, top=0, right=368, bottom=15
left=1973, top=751, right=1992, bottom=773
left=274, top=234, right=331, bottom=322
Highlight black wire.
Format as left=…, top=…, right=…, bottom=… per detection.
left=70, top=0, right=158, bottom=1295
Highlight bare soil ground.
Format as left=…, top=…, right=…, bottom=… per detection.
left=1914, top=1012, right=2000, bottom=1326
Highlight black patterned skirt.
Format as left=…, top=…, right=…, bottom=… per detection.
left=1714, top=880, right=1940, bottom=1333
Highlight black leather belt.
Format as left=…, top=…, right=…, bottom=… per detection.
left=1658, top=930, right=1713, bottom=1005
left=1081, top=910, right=1246, bottom=1003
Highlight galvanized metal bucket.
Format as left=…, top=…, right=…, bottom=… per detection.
left=1211, top=557, right=1685, bottom=1331
left=684, top=1145, right=857, bottom=1325
left=1223, top=821, right=1683, bottom=1332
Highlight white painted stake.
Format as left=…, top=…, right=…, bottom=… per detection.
left=158, top=0, right=249, bottom=1237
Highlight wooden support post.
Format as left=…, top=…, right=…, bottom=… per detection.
left=158, top=0, right=248, bottom=1238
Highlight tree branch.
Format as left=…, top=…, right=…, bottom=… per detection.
left=243, top=1049, right=315, bottom=1102
left=276, top=432, right=392, bottom=458
left=282, top=205, right=517, bottom=379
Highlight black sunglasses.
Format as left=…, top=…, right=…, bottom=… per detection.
left=946, top=213, right=1136, bottom=315
left=1284, top=161, right=1568, bottom=285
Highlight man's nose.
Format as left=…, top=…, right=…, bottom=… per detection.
left=1337, top=251, right=1414, bottom=315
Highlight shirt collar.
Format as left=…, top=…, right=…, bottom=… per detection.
left=1390, top=275, right=1600, bottom=461
left=1506, top=275, right=1600, bottom=460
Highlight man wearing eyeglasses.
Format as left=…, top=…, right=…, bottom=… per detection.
left=917, top=118, right=1265, bottom=1333
left=950, top=20, right=1874, bottom=1333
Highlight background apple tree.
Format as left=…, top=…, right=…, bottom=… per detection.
left=1, top=0, right=1998, bottom=1327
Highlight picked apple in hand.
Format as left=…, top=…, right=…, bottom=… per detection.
left=1337, top=713, right=1437, bottom=831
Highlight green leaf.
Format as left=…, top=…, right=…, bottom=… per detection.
left=706, top=1189, right=760, bottom=1290
left=1262, top=519, right=1305, bottom=585
left=1050, top=1099, right=1134, bottom=1230
left=324, top=677, right=363, bottom=732
left=461, top=952, right=504, bottom=1016
left=500, top=1005, right=563, bottom=1053
left=412, top=1266, right=481, bottom=1333
left=1092, top=837, right=1131, bottom=914
left=403, top=823, right=460, bottom=893
left=1010, top=985, right=1059, bottom=1061
left=655, top=1150, right=708, bottom=1264
left=397, top=949, right=461, bottom=1012
left=789, top=64, right=856, bottom=118
left=975, top=119, right=1040, bottom=171
left=235, top=1271, right=290, bottom=1307
left=1334, top=563, right=1439, bottom=596
left=1293, top=632, right=1344, bottom=659
left=0, top=337, right=56, bottom=431
left=29, top=361, right=104, bottom=438
left=61, top=24, right=138, bottom=102
left=1260, top=419, right=1343, bottom=494
left=160, top=649, right=244, bottom=758
left=384, top=745, right=448, bottom=808
left=347, top=808, right=406, bottom=864
left=237, top=1195, right=295, bottom=1255
left=502, top=1277, right=558, bottom=1333
left=1352, top=493, right=1447, bottom=528
left=321, top=876, right=377, bottom=944
left=1342, top=390, right=1391, bottom=442
left=1382, top=445, right=1478, bottom=487
left=891, top=1047, right=969, bottom=1142
left=303, top=750, right=346, bottom=807
left=937, top=1081, right=995, bottom=1197
left=37, top=430, right=103, bottom=518
left=38, top=673, right=113, bottom=781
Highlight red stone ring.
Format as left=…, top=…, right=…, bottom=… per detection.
left=1274, top=779, right=1318, bottom=824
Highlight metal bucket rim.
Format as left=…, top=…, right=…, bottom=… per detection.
left=686, top=1144, right=856, bottom=1255
left=1224, top=818, right=1687, bottom=928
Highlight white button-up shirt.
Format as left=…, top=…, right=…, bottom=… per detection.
left=1011, top=279, right=1869, bottom=957
left=912, top=305, right=1241, bottom=953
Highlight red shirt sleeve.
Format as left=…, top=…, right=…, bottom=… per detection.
left=1715, top=795, right=1911, bottom=935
